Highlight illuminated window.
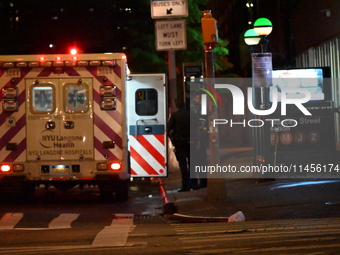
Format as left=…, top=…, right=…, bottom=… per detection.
left=135, top=89, right=157, bottom=116
left=31, top=85, right=54, bottom=113
left=64, top=83, right=89, bottom=113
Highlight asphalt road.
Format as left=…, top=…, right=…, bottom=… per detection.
left=0, top=180, right=162, bottom=251
left=2, top=180, right=340, bottom=254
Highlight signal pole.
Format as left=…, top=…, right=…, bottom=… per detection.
left=201, top=10, right=227, bottom=200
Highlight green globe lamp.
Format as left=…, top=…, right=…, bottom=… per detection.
left=253, top=17, right=272, bottom=52
left=244, top=29, right=261, bottom=46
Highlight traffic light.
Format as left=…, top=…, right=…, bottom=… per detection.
left=201, top=11, right=218, bottom=44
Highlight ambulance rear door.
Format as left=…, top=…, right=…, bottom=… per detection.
left=26, top=78, right=94, bottom=162
left=126, top=74, right=167, bottom=177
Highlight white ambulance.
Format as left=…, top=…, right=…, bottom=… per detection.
left=0, top=53, right=167, bottom=201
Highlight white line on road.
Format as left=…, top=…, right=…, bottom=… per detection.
left=0, top=213, right=80, bottom=230
left=92, top=213, right=135, bottom=247
left=0, top=213, right=23, bottom=229
left=48, top=213, right=80, bottom=229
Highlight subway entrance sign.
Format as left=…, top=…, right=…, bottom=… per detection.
left=270, top=101, right=336, bottom=166
left=155, top=19, right=187, bottom=51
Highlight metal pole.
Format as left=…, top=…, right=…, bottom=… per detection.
left=204, top=44, right=227, bottom=200
left=168, top=50, right=177, bottom=113
left=256, top=39, right=274, bottom=173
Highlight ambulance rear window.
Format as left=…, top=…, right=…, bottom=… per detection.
left=31, top=85, right=54, bottom=113
left=135, top=89, right=158, bottom=116
left=64, top=83, right=89, bottom=113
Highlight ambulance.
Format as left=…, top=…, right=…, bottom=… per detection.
left=0, top=53, right=167, bottom=201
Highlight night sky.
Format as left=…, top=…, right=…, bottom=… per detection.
left=0, top=1, right=145, bottom=55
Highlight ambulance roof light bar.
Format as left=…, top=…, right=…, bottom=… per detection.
left=0, top=53, right=126, bottom=62
left=0, top=53, right=126, bottom=68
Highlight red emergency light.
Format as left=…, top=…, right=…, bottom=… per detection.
left=0, top=164, right=11, bottom=173
left=70, top=48, right=77, bottom=55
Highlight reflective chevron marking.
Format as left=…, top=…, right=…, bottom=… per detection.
left=129, top=134, right=166, bottom=177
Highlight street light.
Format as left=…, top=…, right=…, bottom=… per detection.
left=244, top=28, right=261, bottom=46
left=253, top=17, right=272, bottom=53
left=244, top=17, right=274, bottom=172
left=244, top=28, right=261, bottom=54
left=253, top=17, right=272, bottom=36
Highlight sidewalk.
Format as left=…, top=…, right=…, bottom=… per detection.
left=160, top=148, right=340, bottom=222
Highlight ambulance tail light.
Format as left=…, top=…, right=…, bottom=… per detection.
left=110, top=162, right=122, bottom=171
left=0, top=164, right=11, bottom=173
left=96, top=162, right=122, bottom=171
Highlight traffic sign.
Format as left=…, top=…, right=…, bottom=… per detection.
left=151, top=0, right=188, bottom=19
left=155, top=19, right=187, bottom=51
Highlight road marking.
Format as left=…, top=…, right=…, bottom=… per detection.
left=0, top=212, right=135, bottom=247
left=0, top=213, right=79, bottom=230
left=0, top=213, right=23, bottom=229
left=92, top=213, right=134, bottom=247
left=48, top=213, right=80, bottom=229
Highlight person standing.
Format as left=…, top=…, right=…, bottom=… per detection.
left=167, top=98, right=194, bottom=192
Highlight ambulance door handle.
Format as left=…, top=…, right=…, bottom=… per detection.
left=144, top=127, right=152, bottom=133
left=135, top=118, right=157, bottom=140
left=64, top=121, right=75, bottom=129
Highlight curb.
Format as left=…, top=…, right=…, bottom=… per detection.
left=164, top=213, right=229, bottom=223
